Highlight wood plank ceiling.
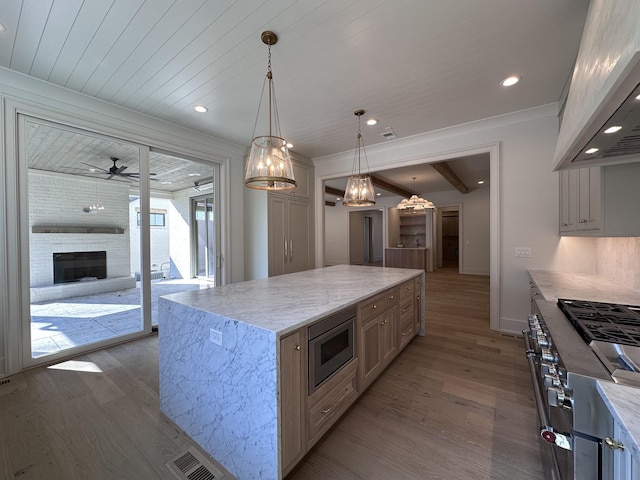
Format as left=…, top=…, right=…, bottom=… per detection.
left=0, top=0, right=589, bottom=194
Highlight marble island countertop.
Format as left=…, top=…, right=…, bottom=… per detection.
left=161, top=264, right=423, bottom=336
left=528, top=270, right=640, bottom=305
left=597, top=381, right=640, bottom=460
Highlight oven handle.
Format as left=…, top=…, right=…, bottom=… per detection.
left=523, top=329, right=563, bottom=480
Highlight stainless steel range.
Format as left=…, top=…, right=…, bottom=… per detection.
left=524, top=298, right=640, bottom=480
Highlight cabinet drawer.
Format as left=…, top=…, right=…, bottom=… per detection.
left=307, top=360, right=358, bottom=447
left=359, top=287, right=398, bottom=324
left=399, top=297, right=414, bottom=322
left=399, top=320, right=414, bottom=348
left=399, top=279, right=415, bottom=301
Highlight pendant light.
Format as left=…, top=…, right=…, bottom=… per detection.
left=244, top=31, right=296, bottom=191
left=343, top=109, right=376, bottom=207
left=397, top=177, right=434, bottom=211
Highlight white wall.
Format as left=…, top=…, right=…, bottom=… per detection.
left=315, top=104, right=601, bottom=334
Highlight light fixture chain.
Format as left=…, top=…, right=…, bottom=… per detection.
left=250, top=74, right=268, bottom=142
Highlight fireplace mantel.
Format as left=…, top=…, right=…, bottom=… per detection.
left=32, top=226, right=125, bottom=234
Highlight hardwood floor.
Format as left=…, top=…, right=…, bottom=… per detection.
left=0, top=266, right=542, bottom=480
left=288, top=266, right=543, bottom=479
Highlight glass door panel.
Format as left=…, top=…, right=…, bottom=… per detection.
left=194, top=195, right=217, bottom=281
left=22, top=116, right=145, bottom=364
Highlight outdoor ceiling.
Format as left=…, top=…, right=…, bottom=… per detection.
left=1, top=0, right=589, bottom=166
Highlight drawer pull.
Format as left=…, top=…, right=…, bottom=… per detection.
left=389, top=295, right=394, bottom=300
left=321, top=387, right=351, bottom=415
left=371, top=304, right=377, bottom=310
left=295, top=345, right=301, bottom=351
left=401, top=306, right=410, bottom=313
left=379, top=319, right=388, bottom=326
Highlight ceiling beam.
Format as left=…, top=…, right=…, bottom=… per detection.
left=325, top=185, right=344, bottom=197
left=325, top=200, right=336, bottom=207
left=370, top=175, right=414, bottom=198
left=430, top=162, right=469, bottom=194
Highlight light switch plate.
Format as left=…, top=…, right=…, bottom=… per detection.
left=515, top=247, right=531, bottom=258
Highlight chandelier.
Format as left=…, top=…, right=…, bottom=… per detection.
left=244, top=31, right=296, bottom=191
left=343, top=110, right=375, bottom=207
left=397, top=177, right=434, bottom=211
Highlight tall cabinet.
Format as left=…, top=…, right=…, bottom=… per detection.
left=268, top=159, right=314, bottom=277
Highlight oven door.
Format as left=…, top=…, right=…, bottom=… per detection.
left=308, top=316, right=355, bottom=395
left=524, top=328, right=573, bottom=480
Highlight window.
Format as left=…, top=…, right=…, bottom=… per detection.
left=137, top=211, right=166, bottom=227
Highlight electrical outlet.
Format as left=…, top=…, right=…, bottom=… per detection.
left=209, top=328, right=223, bottom=346
left=515, top=247, right=531, bottom=258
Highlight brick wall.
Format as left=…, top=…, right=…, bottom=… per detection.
left=29, top=171, right=131, bottom=287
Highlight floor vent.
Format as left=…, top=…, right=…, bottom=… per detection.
left=0, top=378, right=11, bottom=387
left=166, top=448, right=226, bottom=480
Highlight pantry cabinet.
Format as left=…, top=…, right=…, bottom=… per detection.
left=268, top=194, right=312, bottom=276
left=559, top=162, right=640, bottom=236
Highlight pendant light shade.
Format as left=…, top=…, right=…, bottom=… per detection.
left=397, top=177, right=434, bottom=211
left=244, top=31, right=296, bottom=191
left=343, top=110, right=375, bottom=207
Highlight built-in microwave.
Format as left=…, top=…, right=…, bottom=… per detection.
left=308, top=305, right=356, bottom=395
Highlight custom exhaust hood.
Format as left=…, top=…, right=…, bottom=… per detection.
left=553, top=1, right=640, bottom=171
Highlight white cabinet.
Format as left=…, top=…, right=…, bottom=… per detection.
left=268, top=195, right=312, bottom=277
left=559, top=167, right=601, bottom=233
left=559, top=162, right=640, bottom=236
left=611, top=417, right=640, bottom=480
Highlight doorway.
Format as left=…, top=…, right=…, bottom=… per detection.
left=348, top=210, right=383, bottom=266
left=192, top=194, right=220, bottom=283
left=435, top=206, right=461, bottom=271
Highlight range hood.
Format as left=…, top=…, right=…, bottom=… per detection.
left=553, top=1, right=640, bottom=170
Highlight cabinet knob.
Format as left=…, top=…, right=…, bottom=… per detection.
left=389, top=295, right=394, bottom=300
left=561, top=223, right=569, bottom=227
left=579, top=219, right=588, bottom=224
left=604, top=437, right=624, bottom=451
left=371, top=304, right=377, bottom=310
left=295, top=345, right=301, bottom=351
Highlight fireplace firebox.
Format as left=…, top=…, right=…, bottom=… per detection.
left=53, top=251, right=107, bottom=284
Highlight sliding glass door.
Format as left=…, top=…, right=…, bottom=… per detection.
left=192, top=192, right=220, bottom=283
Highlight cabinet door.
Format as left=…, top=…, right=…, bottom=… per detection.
left=380, top=308, right=398, bottom=366
left=280, top=330, right=305, bottom=475
left=559, top=169, right=578, bottom=233
left=287, top=199, right=311, bottom=274
left=576, top=167, right=601, bottom=231
left=359, top=316, right=382, bottom=389
left=269, top=196, right=288, bottom=277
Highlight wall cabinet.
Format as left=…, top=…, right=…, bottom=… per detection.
left=559, top=162, right=640, bottom=236
left=268, top=195, right=312, bottom=276
left=280, top=330, right=305, bottom=475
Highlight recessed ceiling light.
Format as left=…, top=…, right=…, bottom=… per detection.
left=89, top=168, right=96, bottom=172
left=376, top=192, right=381, bottom=196
left=188, top=173, right=202, bottom=177
left=0, top=24, right=6, bottom=33
left=161, top=181, right=173, bottom=185
left=501, top=75, right=521, bottom=87
left=366, top=118, right=378, bottom=126
left=194, top=105, right=208, bottom=113
left=604, top=125, right=622, bottom=134
left=477, top=180, right=485, bottom=185
left=585, top=147, right=599, bottom=154
left=636, top=94, right=640, bottom=101
left=336, top=197, right=341, bottom=201
left=286, top=142, right=294, bottom=149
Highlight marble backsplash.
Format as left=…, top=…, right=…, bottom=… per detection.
left=595, top=237, right=640, bottom=290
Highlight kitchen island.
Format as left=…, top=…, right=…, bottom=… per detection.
left=158, top=265, right=424, bottom=480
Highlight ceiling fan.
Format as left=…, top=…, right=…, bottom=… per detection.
left=82, top=157, right=157, bottom=181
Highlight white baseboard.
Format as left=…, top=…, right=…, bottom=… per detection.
left=498, top=316, right=527, bottom=335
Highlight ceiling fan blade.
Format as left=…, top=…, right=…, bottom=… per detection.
left=116, top=165, right=127, bottom=174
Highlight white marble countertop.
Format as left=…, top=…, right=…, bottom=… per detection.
left=528, top=270, right=640, bottom=304
left=597, top=381, right=640, bottom=460
left=161, top=265, right=423, bottom=336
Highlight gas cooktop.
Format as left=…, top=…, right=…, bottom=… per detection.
left=556, top=298, right=640, bottom=347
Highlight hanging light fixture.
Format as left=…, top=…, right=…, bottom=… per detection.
left=244, top=31, right=296, bottom=191
left=397, top=177, right=434, bottom=211
left=343, top=110, right=376, bottom=207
